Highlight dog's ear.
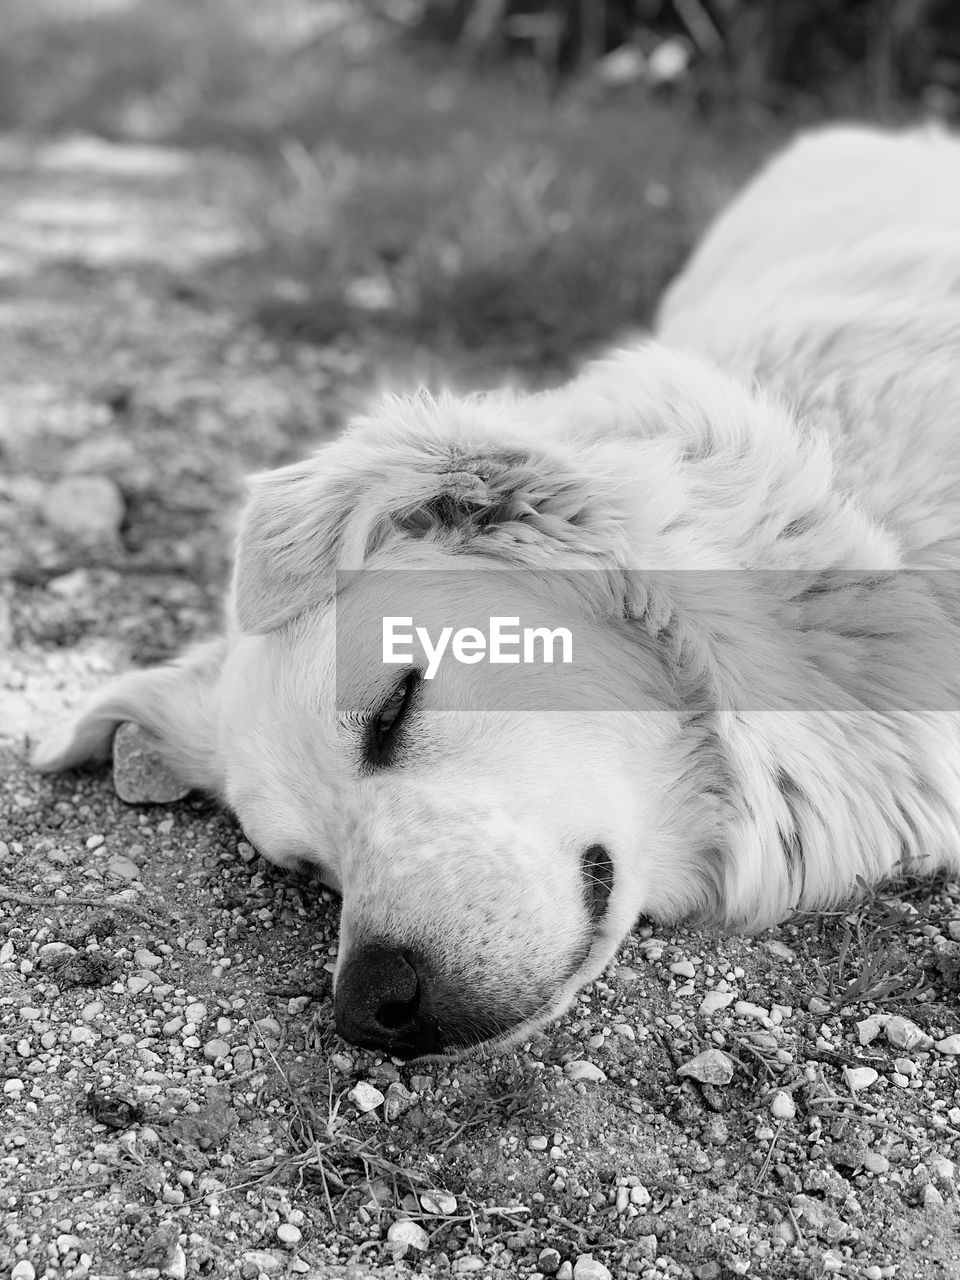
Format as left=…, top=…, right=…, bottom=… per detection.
left=233, top=453, right=377, bottom=635
left=233, top=390, right=630, bottom=635
left=31, top=640, right=225, bottom=793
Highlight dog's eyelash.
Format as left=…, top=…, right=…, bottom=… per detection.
left=363, top=670, right=421, bottom=770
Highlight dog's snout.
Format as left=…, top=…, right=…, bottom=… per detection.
left=335, top=944, right=444, bottom=1058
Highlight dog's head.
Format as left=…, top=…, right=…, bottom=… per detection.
left=32, top=363, right=790, bottom=1058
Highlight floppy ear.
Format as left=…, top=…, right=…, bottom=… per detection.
left=232, top=450, right=514, bottom=634
left=31, top=640, right=225, bottom=794
left=233, top=403, right=627, bottom=635
left=233, top=454, right=376, bottom=635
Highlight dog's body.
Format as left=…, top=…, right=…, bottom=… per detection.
left=33, top=125, right=960, bottom=1058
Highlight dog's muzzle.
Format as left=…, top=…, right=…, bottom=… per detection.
left=335, top=944, right=484, bottom=1059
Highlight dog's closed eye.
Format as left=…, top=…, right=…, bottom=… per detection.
left=364, top=670, right=421, bottom=769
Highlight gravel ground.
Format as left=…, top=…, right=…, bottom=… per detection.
left=3, top=135, right=960, bottom=1280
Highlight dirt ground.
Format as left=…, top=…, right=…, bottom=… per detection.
left=3, top=129, right=960, bottom=1280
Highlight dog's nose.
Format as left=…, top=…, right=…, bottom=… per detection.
left=334, top=945, right=444, bottom=1058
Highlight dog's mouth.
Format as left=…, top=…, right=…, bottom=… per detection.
left=334, top=843, right=616, bottom=1060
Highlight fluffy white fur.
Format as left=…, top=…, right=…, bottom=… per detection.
left=32, top=124, right=960, bottom=1054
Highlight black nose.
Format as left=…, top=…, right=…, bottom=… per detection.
left=334, top=945, right=443, bottom=1059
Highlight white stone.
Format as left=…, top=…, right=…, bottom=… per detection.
left=384, top=1082, right=417, bottom=1121
left=931, top=1156, right=956, bottom=1183
left=349, top=1081, right=385, bottom=1112
left=699, top=991, right=734, bottom=1015
left=923, top=1183, right=945, bottom=1210
left=564, top=1060, right=607, bottom=1083
left=573, top=1256, right=612, bottom=1280
left=241, top=1252, right=282, bottom=1274
left=856, top=1014, right=889, bottom=1046
left=420, top=1190, right=457, bottom=1215
left=770, top=1090, right=796, bottom=1121
left=387, top=1220, right=428, bottom=1253
left=677, top=1048, right=734, bottom=1086
left=843, top=1066, right=879, bottom=1090
left=735, top=1000, right=769, bottom=1021
left=935, top=1034, right=960, bottom=1055
left=106, top=855, right=141, bottom=881
left=162, top=1244, right=187, bottom=1280
left=884, top=1016, right=933, bottom=1052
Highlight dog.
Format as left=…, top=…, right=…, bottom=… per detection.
left=32, top=124, right=960, bottom=1060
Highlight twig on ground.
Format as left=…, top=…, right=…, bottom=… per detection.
left=0, top=887, right=164, bottom=923
left=750, top=1120, right=784, bottom=1193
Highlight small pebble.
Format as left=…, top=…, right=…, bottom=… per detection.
left=935, top=1034, right=960, bottom=1055
left=203, top=1038, right=231, bottom=1062
left=107, top=855, right=141, bottom=881
left=349, top=1081, right=385, bottom=1112
left=539, top=1247, right=562, bottom=1276
left=884, top=1015, right=932, bottom=1052
left=564, top=1060, right=607, bottom=1083
left=241, top=1251, right=282, bottom=1274
left=277, top=1223, right=302, bottom=1246
left=856, top=1014, right=889, bottom=1046
left=699, top=991, right=734, bottom=1015
left=770, top=1090, right=796, bottom=1121
left=931, top=1155, right=956, bottom=1183
left=844, top=1066, right=879, bottom=1090
left=383, top=1082, right=417, bottom=1121
left=670, top=960, right=696, bottom=978
left=734, top=1000, right=769, bottom=1021
left=573, top=1255, right=612, bottom=1280
left=678, top=1048, right=734, bottom=1086
left=163, top=1244, right=187, bottom=1279
left=764, top=939, right=796, bottom=962
left=11, top=1263, right=36, bottom=1280
left=923, top=1183, right=945, bottom=1210
left=386, top=1220, right=428, bottom=1253
left=420, top=1190, right=457, bottom=1215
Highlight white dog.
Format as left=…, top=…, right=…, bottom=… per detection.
left=33, top=125, right=960, bottom=1059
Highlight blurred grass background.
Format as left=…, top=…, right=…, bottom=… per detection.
left=2, top=0, right=954, bottom=379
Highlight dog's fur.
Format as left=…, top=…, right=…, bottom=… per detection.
left=32, top=124, right=960, bottom=1054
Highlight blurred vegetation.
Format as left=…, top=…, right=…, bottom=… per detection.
left=410, top=0, right=960, bottom=115
left=1, top=0, right=948, bottom=378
